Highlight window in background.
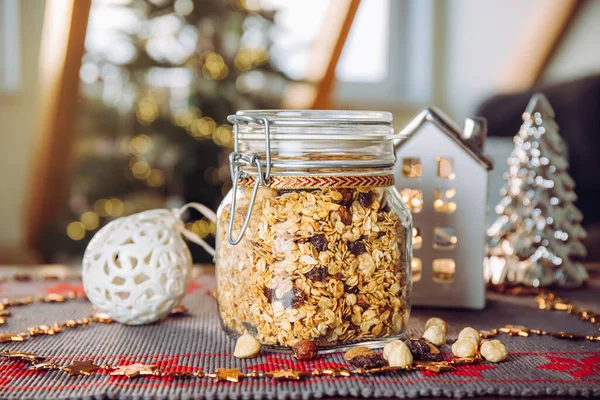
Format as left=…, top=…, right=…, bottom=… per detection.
left=265, top=0, right=330, bottom=80
left=336, top=0, right=389, bottom=83
left=265, top=0, right=435, bottom=107
left=335, top=0, right=435, bottom=107
left=0, top=0, right=20, bottom=93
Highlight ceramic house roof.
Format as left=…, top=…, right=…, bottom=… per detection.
left=396, top=107, right=494, bottom=170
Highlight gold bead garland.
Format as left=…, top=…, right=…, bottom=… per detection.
left=0, top=349, right=479, bottom=380
left=0, top=274, right=598, bottom=383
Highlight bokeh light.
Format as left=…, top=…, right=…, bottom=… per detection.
left=67, top=222, right=86, bottom=241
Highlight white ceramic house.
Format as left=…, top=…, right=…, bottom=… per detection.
left=395, top=108, right=494, bottom=309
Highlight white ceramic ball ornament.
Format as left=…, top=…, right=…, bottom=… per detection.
left=82, top=204, right=216, bottom=325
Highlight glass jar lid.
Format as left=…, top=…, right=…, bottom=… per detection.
left=228, top=110, right=399, bottom=172
left=232, top=109, right=395, bottom=141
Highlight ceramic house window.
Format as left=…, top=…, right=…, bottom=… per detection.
left=436, top=157, right=455, bottom=179
left=432, top=258, right=455, bottom=283
left=412, top=226, right=422, bottom=249
left=433, top=227, right=457, bottom=250
left=400, top=189, right=423, bottom=213
left=434, top=188, right=457, bottom=213
left=412, top=258, right=422, bottom=282
left=402, top=157, right=422, bottom=178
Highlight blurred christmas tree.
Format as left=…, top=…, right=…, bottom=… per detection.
left=43, top=0, right=291, bottom=263
left=486, top=94, right=588, bottom=288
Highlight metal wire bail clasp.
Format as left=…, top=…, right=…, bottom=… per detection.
left=225, top=115, right=272, bottom=245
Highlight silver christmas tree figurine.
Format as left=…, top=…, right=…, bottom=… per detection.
left=486, top=93, right=588, bottom=288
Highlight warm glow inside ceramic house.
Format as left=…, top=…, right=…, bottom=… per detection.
left=394, top=108, right=494, bottom=309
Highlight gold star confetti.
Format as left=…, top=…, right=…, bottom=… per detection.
left=110, top=363, right=157, bottom=378
left=0, top=332, right=24, bottom=343
left=208, top=368, right=246, bottom=382
left=322, top=368, right=351, bottom=377
left=247, top=370, right=262, bottom=378
left=90, top=312, right=114, bottom=324
left=30, top=361, right=59, bottom=371
left=39, top=293, right=66, bottom=303
left=266, top=369, right=307, bottom=380
left=362, top=366, right=407, bottom=374
left=413, top=361, right=454, bottom=373
left=451, top=354, right=482, bottom=365
left=500, top=325, right=529, bottom=337
left=62, top=360, right=100, bottom=376
left=170, top=304, right=187, bottom=315
left=0, top=350, right=45, bottom=363
left=479, top=329, right=498, bottom=339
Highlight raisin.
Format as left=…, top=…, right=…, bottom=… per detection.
left=405, top=339, right=430, bottom=359
left=405, top=338, right=442, bottom=361
left=421, top=352, right=444, bottom=362
left=281, top=288, right=306, bottom=309
left=380, top=202, right=390, bottom=213
left=348, top=354, right=388, bottom=369
left=332, top=207, right=352, bottom=225
left=357, top=191, right=374, bottom=208
left=345, top=284, right=359, bottom=294
left=309, top=234, right=328, bottom=252
left=422, top=338, right=442, bottom=355
left=263, top=287, right=274, bottom=302
left=305, top=266, right=328, bottom=282
left=335, top=188, right=354, bottom=207
left=347, top=240, right=366, bottom=256
left=356, top=294, right=370, bottom=309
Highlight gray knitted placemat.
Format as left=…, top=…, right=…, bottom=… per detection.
left=1, top=273, right=599, bottom=399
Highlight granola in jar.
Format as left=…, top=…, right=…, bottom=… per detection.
left=216, top=110, right=412, bottom=350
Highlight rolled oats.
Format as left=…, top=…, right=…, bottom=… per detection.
left=216, top=186, right=409, bottom=347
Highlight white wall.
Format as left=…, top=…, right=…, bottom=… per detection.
left=543, top=0, right=600, bottom=83
left=0, top=1, right=46, bottom=245
left=441, top=0, right=543, bottom=121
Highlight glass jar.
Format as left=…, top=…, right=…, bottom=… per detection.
left=215, top=110, right=412, bottom=352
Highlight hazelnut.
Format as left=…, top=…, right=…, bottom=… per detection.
left=422, top=325, right=446, bottom=347
left=452, top=339, right=478, bottom=358
left=344, top=346, right=375, bottom=361
left=383, top=340, right=413, bottom=367
left=458, top=327, right=481, bottom=346
left=425, top=317, right=448, bottom=334
left=292, top=339, right=318, bottom=361
left=480, top=340, right=508, bottom=362
left=233, top=334, right=261, bottom=359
